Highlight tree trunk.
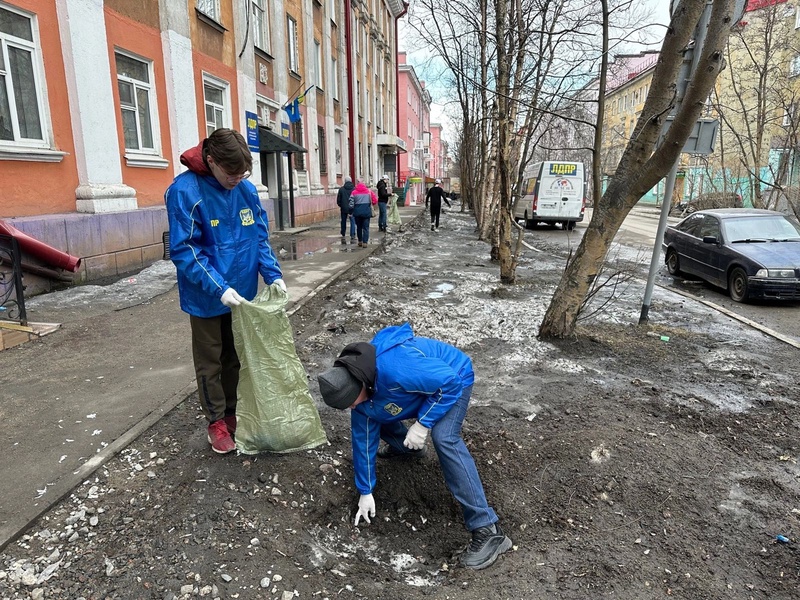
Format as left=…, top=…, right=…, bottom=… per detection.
left=539, top=0, right=736, bottom=339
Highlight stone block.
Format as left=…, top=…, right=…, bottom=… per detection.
left=114, top=247, right=144, bottom=275
left=63, top=214, right=104, bottom=259
left=96, top=212, right=131, bottom=254
left=83, top=253, right=118, bottom=280
left=142, top=242, right=166, bottom=265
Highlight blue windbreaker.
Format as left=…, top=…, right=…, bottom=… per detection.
left=165, top=144, right=282, bottom=318
left=350, top=323, right=475, bottom=494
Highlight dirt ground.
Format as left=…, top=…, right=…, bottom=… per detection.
left=1, top=208, right=799, bottom=600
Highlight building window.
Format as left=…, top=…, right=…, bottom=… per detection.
left=196, top=0, right=220, bottom=21
left=115, top=51, right=156, bottom=152
left=287, top=16, right=299, bottom=74
left=318, top=126, right=327, bottom=174
left=314, top=40, right=322, bottom=88
left=791, top=55, right=800, bottom=77
left=0, top=3, right=45, bottom=145
left=334, top=129, right=342, bottom=174
left=203, top=76, right=228, bottom=137
left=292, top=120, right=305, bottom=169
left=331, top=56, right=338, bottom=100
left=252, top=0, right=270, bottom=52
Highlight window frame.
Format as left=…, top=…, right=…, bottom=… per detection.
left=252, top=0, right=271, bottom=53
left=314, top=39, right=323, bottom=90
left=331, top=56, right=338, bottom=100
left=287, top=16, right=299, bottom=74
left=196, top=0, right=221, bottom=22
left=0, top=2, right=48, bottom=150
left=791, top=55, right=800, bottom=77
left=115, top=49, right=160, bottom=155
left=202, top=73, right=230, bottom=137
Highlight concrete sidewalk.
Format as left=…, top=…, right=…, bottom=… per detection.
left=0, top=205, right=423, bottom=551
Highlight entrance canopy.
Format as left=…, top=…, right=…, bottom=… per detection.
left=258, top=126, right=307, bottom=154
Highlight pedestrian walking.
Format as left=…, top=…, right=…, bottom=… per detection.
left=425, top=178, right=451, bottom=232
left=336, top=176, right=356, bottom=242
left=349, top=180, right=378, bottom=247
left=165, top=128, right=286, bottom=454
left=376, top=175, right=390, bottom=232
left=316, top=323, right=513, bottom=570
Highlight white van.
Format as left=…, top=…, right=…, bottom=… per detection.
left=513, top=161, right=586, bottom=230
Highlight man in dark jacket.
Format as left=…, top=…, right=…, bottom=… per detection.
left=165, top=128, right=285, bottom=454
left=336, top=177, right=356, bottom=242
left=376, top=175, right=390, bottom=232
left=316, top=323, right=512, bottom=570
left=425, top=178, right=452, bottom=232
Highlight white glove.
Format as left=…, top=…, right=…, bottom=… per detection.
left=403, top=421, right=429, bottom=450
left=220, top=288, right=244, bottom=307
left=273, top=278, right=287, bottom=293
left=354, top=493, right=375, bottom=526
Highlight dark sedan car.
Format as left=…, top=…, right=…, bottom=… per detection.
left=662, top=208, right=800, bottom=302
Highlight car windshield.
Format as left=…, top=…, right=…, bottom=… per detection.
left=723, top=215, right=800, bottom=243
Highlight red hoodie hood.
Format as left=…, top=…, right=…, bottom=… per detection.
left=179, top=141, right=211, bottom=176
left=353, top=182, right=370, bottom=194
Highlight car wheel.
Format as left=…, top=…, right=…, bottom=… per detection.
left=567, top=221, right=576, bottom=231
left=728, top=267, right=749, bottom=302
left=524, top=211, right=533, bottom=230
left=666, top=248, right=681, bottom=276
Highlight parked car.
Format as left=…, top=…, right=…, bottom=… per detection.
left=671, top=191, right=743, bottom=216
left=662, top=208, right=800, bottom=302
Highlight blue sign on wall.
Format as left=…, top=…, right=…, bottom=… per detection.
left=245, top=111, right=259, bottom=152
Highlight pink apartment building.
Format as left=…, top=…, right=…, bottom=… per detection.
left=397, top=52, right=431, bottom=205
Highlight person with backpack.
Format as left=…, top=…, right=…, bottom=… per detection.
left=316, top=323, right=512, bottom=570
left=336, top=176, right=356, bottom=242
left=425, top=178, right=451, bottom=232
left=376, top=175, right=390, bottom=232
left=348, top=180, right=378, bottom=247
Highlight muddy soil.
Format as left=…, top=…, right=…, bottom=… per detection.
left=1, top=208, right=799, bottom=600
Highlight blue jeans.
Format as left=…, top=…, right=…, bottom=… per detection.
left=340, top=212, right=356, bottom=237
left=378, top=202, right=388, bottom=230
left=379, top=385, right=497, bottom=531
left=354, top=215, right=370, bottom=244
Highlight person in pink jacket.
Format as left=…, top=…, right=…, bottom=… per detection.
left=347, top=180, right=378, bottom=247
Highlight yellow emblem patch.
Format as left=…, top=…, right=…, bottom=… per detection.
left=384, top=403, right=402, bottom=416
left=240, top=208, right=255, bottom=226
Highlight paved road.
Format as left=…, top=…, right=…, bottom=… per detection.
left=553, top=206, right=800, bottom=344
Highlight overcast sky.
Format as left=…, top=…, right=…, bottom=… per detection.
left=401, top=0, right=674, bottom=140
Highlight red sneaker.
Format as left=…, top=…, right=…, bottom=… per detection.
left=207, top=420, right=235, bottom=454
left=224, top=414, right=237, bottom=436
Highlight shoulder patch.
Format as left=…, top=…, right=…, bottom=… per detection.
left=384, top=403, right=402, bottom=416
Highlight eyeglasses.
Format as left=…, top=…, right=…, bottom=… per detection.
left=222, top=170, right=251, bottom=184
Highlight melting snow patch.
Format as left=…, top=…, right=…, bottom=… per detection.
left=390, top=553, right=416, bottom=571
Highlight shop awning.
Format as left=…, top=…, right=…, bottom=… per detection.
left=258, top=126, right=307, bottom=153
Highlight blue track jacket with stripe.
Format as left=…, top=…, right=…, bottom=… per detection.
left=165, top=142, right=282, bottom=318
left=350, top=323, right=475, bottom=495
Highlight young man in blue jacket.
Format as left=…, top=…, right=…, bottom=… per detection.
left=317, top=323, right=512, bottom=570
left=165, top=128, right=285, bottom=454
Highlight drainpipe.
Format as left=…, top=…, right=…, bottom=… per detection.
left=345, top=0, right=356, bottom=178
left=394, top=3, right=409, bottom=177
left=0, top=220, right=81, bottom=273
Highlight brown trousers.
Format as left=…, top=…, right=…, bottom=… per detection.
left=190, top=313, right=239, bottom=423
